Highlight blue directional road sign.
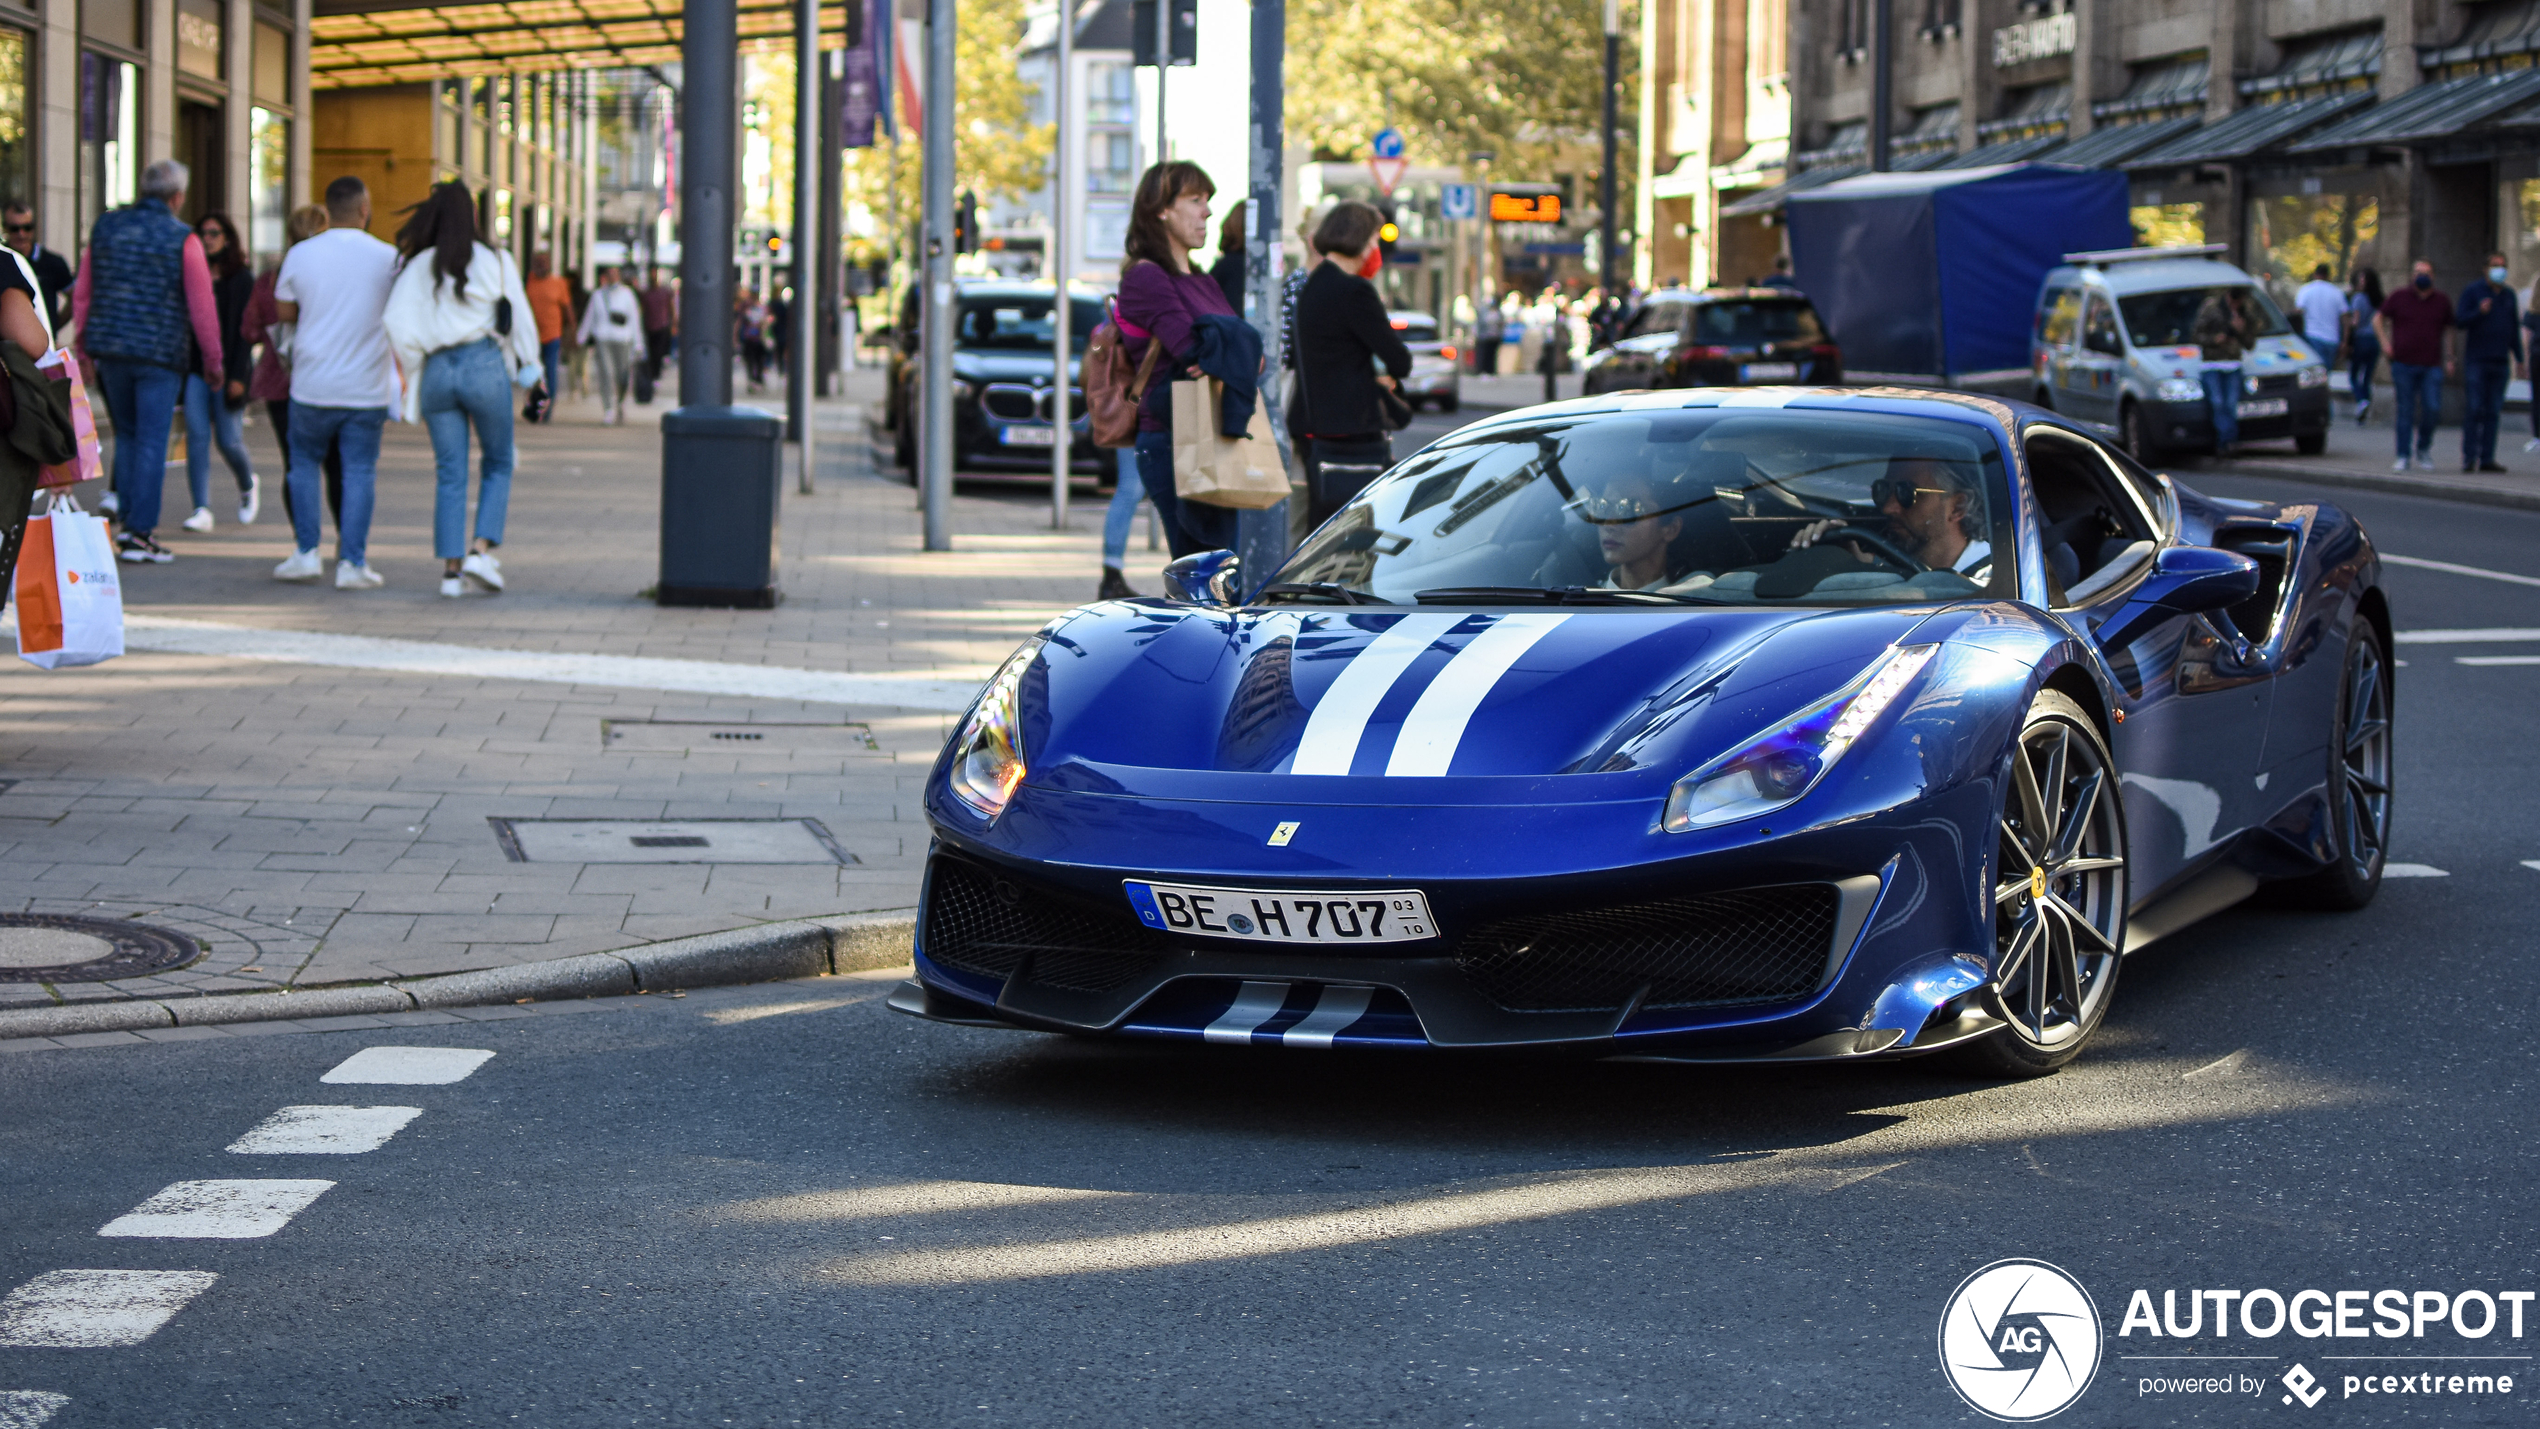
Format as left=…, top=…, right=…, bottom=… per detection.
left=1440, top=183, right=1477, bottom=220
left=1371, top=127, right=1405, bottom=160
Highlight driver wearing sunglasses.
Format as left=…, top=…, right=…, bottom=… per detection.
left=1792, top=455, right=1990, bottom=578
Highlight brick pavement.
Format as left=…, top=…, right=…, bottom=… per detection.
left=0, top=371, right=1163, bottom=1008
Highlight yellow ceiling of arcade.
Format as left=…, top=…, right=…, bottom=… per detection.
left=311, top=0, right=850, bottom=89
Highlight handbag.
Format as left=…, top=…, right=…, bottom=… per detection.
left=1308, top=434, right=1393, bottom=517
left=14, top=492, right=123, bottom=669
left=1171, top=378, right=1286, bottom=509
left=32, top=350, right=102, bottom=490
left=1085, top=298, right=1163, bottom=448
left=1377, top=382, right=1414, bottom=431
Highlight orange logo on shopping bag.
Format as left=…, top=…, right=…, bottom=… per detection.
left=15, top=515, right=62, bottom=653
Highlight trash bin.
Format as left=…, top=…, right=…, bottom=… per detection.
left=658, top=405, right=785, bottom=608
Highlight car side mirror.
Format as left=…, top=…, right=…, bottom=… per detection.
left=1165, top=549, right=1241, bottom=606
left=2093, top=545, right=2260, bottom=650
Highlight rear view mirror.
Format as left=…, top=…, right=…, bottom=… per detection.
left=2094, top=545, right=2259, bottom=650
left=1165, top=550, right=1242, bottom=606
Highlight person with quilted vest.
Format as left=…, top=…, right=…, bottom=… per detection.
left=70, top=157, right=226, bottom=563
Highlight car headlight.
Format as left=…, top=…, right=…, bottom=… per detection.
left=1662, top=644, right=1939, bottom=833
left=950, top=379, right=974, bottom=403
left=2297, top=365, right=2329, bottom=387
left=947, top=637, right=1043, bottom=821
left=2156, top=378, right=2201, bottom=402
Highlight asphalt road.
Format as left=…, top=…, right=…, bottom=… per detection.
left=3, top=475, right=2536, bottom=1428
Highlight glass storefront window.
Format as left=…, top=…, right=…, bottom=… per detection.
left=2130, top=202, right=2204, bottom=248
left=0, top=27, right=27, bottom=212
left=252, top=22, right=287, bottom=105
left=249, top=107, right=287, bottom=266
left=77, top=53, right=137, bottom=247
left=176, top=0, right=222, bottom=81
left=2247, top=192, right=2381, bottom=310
left=2509, top=179, right=2540, bottom=298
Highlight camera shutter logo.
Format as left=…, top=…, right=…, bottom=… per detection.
left=1937, top=1259, right=2104, bottom=1421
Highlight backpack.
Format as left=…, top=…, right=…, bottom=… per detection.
left=1084, top=298, right=1162, bottom=449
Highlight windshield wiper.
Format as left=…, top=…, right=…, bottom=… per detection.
left=1258, top=582, right=1391, bottom=605
left=1414, top=585, right=1727, bottom=607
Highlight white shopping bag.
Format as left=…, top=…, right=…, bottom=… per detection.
left=14, top=493, right=124, bottom=669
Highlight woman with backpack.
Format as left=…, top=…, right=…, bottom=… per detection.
left=1113, top=159, right=1240, bottom=558
left=381, top=180, right=541, bottom=599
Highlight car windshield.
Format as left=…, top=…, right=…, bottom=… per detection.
left=1391, top=312, right=1440, bottom=343
left=954, top=296, right=1106, bottom=350
left=2116, top=286, right=2292, bottom=347
left=1690, top=300, right=1824, bottom=346
left=1266, top=407, right=2016, bottom=607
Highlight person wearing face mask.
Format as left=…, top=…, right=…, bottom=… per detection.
left=2376, top=260, right=2455, bottom=473
left=1291, top=200, right=1415, bottom=526
left=2454, top=251, right=2522, bottom=473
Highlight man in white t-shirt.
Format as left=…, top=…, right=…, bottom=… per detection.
left=2294, top=262, right=2348, bottom=365
left=272, top=176, right=399, bottom=589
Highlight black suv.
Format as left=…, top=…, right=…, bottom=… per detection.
left=886, top=281, right=1110, bottom=479
left=1580, top=288, right=1843, bottom=395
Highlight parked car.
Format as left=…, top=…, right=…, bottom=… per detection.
left=887, top=281, right=1110, bottom=480
left=2029, top=246, right=2331, bottom=461
left=1388, top=310, right=1461, bottom=412
left=1579, top=288, right=1842, bottom=395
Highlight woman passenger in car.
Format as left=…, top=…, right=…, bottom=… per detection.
left=1584, top=472, right=1712, bottom=591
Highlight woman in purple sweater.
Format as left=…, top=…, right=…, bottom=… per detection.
left=1114, top=161, right=1240, bottom=557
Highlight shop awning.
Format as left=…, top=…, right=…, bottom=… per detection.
left=311, top=0, right=850, bottom=89
left=1718, top=164, right=1860, bottom=219
left=1939, top=131, right=2069, bottom=168
left=2047, top=113, right=2201, bottom=168
left=2124, top=90, right=2372, bottom=167
left=2292, top=68, right=2540, bottom=149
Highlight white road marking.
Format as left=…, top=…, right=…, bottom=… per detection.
left=0, top=1391, right=69, bottom=1427
left=1384, top=614, right=1570, bottom=776
left=226, top=1106, right=422, bottom=1155
left=2522, top=860, right=2540, bottom=872
left=1280, top=986, right=1376, bottom=1048
left=319, top=1046, right=494, bottom=1085
left=2383, top=863, right=2449, bottom=878
left=0, top=1270, right=220, bottom=1347
left=2393, top=628, right=2540, bottom=643
left=2183, top=1048, right=2250, bottom=1079
left=703, top=997, right=865, bottom=1025
left=0, top=611, right=986, bottom=713
left=1290, top=615, right=1460, bottom=775
left=98, top=1180, right=335, bottom=1239
left=2382, top=554, right=2540, bottom=589
left=2456, top=656, right=2540, bottom=666
left=1201, top=982, right=1291, bottom=1044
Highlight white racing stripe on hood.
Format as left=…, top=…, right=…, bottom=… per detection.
left=1289, top=614, right=1461, bottom=774
left=1384, top=613, right=1572, bottom=776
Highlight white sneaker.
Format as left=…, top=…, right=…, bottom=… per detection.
left=98, top=491, right=119, bottom=517
left=273, top=548, right=323, bottom=582
left=460, top=551, right=505, bottom=592
left=2524, top=438, right=2540, bottom=453
left=2413, top=456, right=2435, bottom=471
left=237, top=477, right=259, bottom=525
left=334, top=560, right=384, bottom=589
left=180, top=506, right=213, bottom=533
left=2394, top=458, right=2411, bottom=472
left=440, top=575, right=465, bottom=599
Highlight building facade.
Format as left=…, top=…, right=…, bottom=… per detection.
left=311, top=73, right=597, bottom=275
left=992, top=0, right=1141, bottom=284
left=1637, top=0, right=1794, bottom=290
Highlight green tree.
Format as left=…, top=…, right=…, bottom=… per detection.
left=839, top=0, right=1053, bottom=260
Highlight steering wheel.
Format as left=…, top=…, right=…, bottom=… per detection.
left=1815, top=524, right=1925, bottom=575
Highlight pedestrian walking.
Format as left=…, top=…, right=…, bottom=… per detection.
left=578, top=265, right=641, bottom=423
left=243, top=204, right=344, bottom=536
left=3, top=201, right=73, bottom=333
left=1536, top=295, right=1572, bottom=404
left=2346, top=267, right=2384, bottom=426
left=564, top=270, right=590, bottom=398
left=0, top=233, right=68, bottom=597
left=1292, top=199, right=1414, bottom=528
left=2455, top=251, right=2520, bottom=473
left=71, top=157, right=226, bottom=563
left=2191, top=287, right=2251, bottom=455
left=1113, top=159, right=1242, bottom=557
left=2294, top=262, right=2346, bottom=364
left=640, top=267, right=677, bottom=385
left=271, top=175, right=398, bottom=589
left=1472, top=297, right=1504, bottom=376
left=2377, top=259, right=2454, bottom=473
left=383, top=181, right=541, bottom=600
left=522, top=250, right=572, bottom=415
left=737, top=289, right=771, bottom=391
left=1208, top=200, right=1247, bottom=312
left=176, top=211, right=257, bottom=533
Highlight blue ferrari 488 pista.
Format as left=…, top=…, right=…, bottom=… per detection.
left=892, top=387, right=2392, bottom=1075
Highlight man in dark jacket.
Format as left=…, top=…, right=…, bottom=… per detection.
left=3, top=203, right=72, bottom=332
left=2455, top=250, right=2522, bottom=473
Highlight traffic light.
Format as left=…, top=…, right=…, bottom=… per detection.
left=763, top=231, right=782, bottom=258
left=1376, top=203, right=1399, bottom=260
left=954, top=190, right=978, bottom=254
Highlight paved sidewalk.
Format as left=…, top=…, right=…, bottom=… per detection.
left=2160, top=392, right=2540, bottom=510
left=0, top=371, right=1149, bottom=1008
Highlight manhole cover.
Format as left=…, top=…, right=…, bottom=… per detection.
left=0, top=915, right=203, bottom=982
left=486, top=818, right=856, bottom=864
left=601, top=720, right=878, bottom=753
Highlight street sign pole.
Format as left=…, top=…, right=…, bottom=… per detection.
left=1243, top=0, right=1291, bottom=592
left=1050, top=0, right=1072, bottom=528
left=920, top=0, right=955, bottom=550
left=1600, top=0, right=1620, bottom=309
left=793, top=0, right=819, bottom=494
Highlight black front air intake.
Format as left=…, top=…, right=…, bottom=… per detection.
left=1455, top=885, right=1841, bottom=1014
left=922, top=857, right=1168, bottom=994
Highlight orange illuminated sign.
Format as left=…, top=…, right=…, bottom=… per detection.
left=1489, top=192, right=1562, bottom=223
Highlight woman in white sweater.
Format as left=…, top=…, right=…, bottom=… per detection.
left=382, top=181, right=542, bottom=598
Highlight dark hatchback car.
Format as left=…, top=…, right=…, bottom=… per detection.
left=888, top=282, right=1109, bottom=480
left=1581, top=287, right=1843, bottom=395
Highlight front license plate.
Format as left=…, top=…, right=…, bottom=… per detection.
left=1124, top=881, right=1436, bottom=944
left=1741, top=361, right=1799, bottom=382
left=2238, top=398, right=2288, bottom=418
left=1001, top=426, right=1058, bottom=446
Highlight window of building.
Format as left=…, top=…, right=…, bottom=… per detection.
left=176, top=0, right=222, bottom=80
left=2247, top=192, right=2380, bottom=308
left=1088, top=130, right=1134, bottom=193
left=1894, top=102, right=1959, bottom=156
left=2095, top=53, right=2208, bottom=124
left=1981, top=81, right=2071, bottom=143
left=1837, top=0, right=1868, bottom=57
left=0, top=27, right=25, bottom=213
left=1919, top=0, right=1958, bottom=40
left=77, top=53, right=137, bottom=246
left=249, top=106, right=286, bottom=264
left=1087, top=61, right=1134, bottom=124
left=2241, top=26, right=2380, bottom=103
left=79, top=0, right=140, bottom=52
left=252, top=22, right=286, bottom=104
left=2427, top=1, right=2540, bottom=78
left=2130, top=202, right=2205, bottom=247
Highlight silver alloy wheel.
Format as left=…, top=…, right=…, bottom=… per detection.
left=1992, top=715, right=2128, bottom=1050
left=2339, top=637, right=2393, bottom=877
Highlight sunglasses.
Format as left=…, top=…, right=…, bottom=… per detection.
left=1870, top=478, right=1954, bottom=508
left=3, top=223, right=31, bottom=234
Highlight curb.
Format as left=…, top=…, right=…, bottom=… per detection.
left=0, top=909, right=917, bottom=1041
left=2203, top=459, right=2540, bottom=512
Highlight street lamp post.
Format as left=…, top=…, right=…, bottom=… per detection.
left=793, top=0, right=820, bottom=494
left=919, top=0, right=956, bottom=549
left=1050, top=0, right=1072, bottom=527
left=1869, top=0, right=1893, bottom=171
left=1600, top=0, right=1620, bottom=314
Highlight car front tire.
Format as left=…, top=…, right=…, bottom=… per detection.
left=2271, top=617, right=2391, bottom=910
left=2123, top=401, right=2165, bottom=465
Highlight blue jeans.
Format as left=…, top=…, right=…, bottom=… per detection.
left=2462, top=357, right=2510, bottom=466
left=287, top=401, right=386, bottom=565
left=2348, top=334, right=2380, bottom=410
left=2389, top=361, right=2443, bottom=458
left=2303, top=334, right=2338, bottom=363
left=539, top=338, right=562, bottom=404
left=420, top=338, right=515, bottom=560
left=2199, top=367, right=2241, bottom=451
left=1101, top=448, right=1145, bottom=567
left=1135, top=429, right=1237, bottom=559
left=94, top=358, right=182, bottom=536
left=182, top=372, right=254, bottom=510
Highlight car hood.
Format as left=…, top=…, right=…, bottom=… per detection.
left=1021, top=601, right=1942, bottom=800
left=954, top=349, right=1083, bottom=384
